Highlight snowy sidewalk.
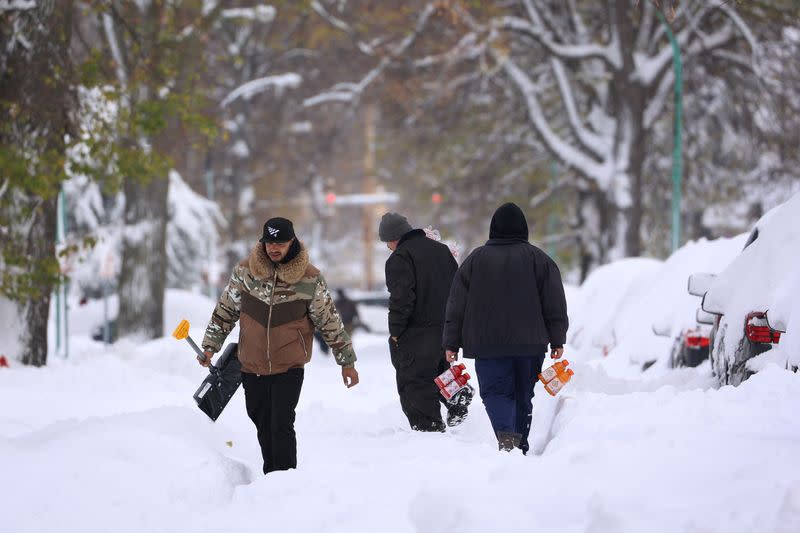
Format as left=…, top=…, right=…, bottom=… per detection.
left=2, top=331, right=799, bottom=533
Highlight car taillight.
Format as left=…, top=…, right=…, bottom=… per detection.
left=685, top=335, right=710, bottom=348
left=745, top=312, right=781, bottom=344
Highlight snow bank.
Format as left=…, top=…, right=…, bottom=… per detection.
left=2, top=407, right=252, bottom=533
left=5, top=272, right=800, bottom=533
left=3, top=331, right=799, bottom=533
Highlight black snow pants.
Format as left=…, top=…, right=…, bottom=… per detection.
left=389, top=326, right=449, bottom=432
left=241, top=368, right=304, bottom=474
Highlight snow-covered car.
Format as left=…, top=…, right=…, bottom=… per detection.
left=699, top=192, right=800, bottom=385
left=590, top=235, right=745, bottom=371
left=568, top=258, right=664, bottom=360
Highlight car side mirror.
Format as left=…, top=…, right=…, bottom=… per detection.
left=701, top=292, right=724, bottom=315
left=688, top=273, right=716, bottom=297
left=696, top=308, right=716, bottom=326
left=766, top=311, right=787, bottom=333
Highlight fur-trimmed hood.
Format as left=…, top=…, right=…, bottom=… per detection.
left=247, top=241, right=314, bottom=284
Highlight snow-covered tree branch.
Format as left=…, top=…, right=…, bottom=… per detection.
left=0, top=0, right=36, bottom=12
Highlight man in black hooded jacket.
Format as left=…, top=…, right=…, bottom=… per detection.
left=443, top=203, right=568, bottom=453
left=380, top=212, right=472, bottom=432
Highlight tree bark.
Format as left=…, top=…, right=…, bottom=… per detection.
left=117, top=175, right=169, bottom=339
left=113, top=1, right=170, bottom=341
left=0, top=1, right=73, bottom=365
left=19, top=196, right=58, bottom=366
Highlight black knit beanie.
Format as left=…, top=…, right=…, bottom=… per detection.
left=489, top=202, right=529, bottom=240
left=379, top=212, right=413, bottom=242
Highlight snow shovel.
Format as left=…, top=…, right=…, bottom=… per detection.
left=172, top=320, right=242, bottom=422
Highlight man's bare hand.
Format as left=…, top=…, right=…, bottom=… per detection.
left=551, top=347, right=564, bottom=360
left=198, top=350, right=214, bottom=367
left=342, top=366, right=360, bottom=388
left=445, top=350, right=459, bottom=363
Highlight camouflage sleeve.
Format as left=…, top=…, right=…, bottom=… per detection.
left=202, top=265, right=245, bottom=353
left=308, top=274, right=357, bottom=367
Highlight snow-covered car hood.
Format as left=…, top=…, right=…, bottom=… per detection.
left=569, top=257, right=663, bottom=357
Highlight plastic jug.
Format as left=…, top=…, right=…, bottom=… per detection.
left=538, top=360, right=570, bottom=385
left=435, top=363, right=466, bottom=389
left=440, top=372, right=471, bottom=400
left=543, top=368, right=574, bottom=396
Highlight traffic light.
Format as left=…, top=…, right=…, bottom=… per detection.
left=431, top=192, right=442, bottom=205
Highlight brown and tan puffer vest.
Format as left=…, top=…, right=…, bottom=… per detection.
left=202, top=242, right=356, bottom=375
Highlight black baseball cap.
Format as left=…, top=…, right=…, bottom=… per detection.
left=259, top=217, right=296, bottom=243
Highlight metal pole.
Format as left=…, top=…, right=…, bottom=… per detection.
left=55, top=275, right=61, bottom=355
left=55, top=188, right=69, bottom=358
left=64, top=279, right=69, bottom=359
left=55, top=188, right=63, bottom=356
left=61, top=190, right=69, bottom=359
left=654, top=5, right=683, bottom=252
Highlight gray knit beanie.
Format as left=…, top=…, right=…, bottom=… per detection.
left=379, top=212, right=413, bottom=242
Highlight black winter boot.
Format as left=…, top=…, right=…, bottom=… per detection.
left=497, top=431, right=522, bottom=452
left=446, top=384, right=474, bottom=427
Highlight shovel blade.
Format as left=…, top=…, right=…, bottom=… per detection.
left=194, top=343, right=242, bottom=422
left=172, top=319, right=190, bottom=340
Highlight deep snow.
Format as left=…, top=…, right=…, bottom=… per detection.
left=2, top=286, right=800, bottom=533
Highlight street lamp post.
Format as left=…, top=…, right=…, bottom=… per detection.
left=55, top=186, right=69, bottom=359
left=653, top=4, right=683, bottom=252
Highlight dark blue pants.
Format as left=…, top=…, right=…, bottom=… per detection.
left=474, top=354, right=546, bottom=453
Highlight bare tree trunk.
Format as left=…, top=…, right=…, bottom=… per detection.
left=113, top=1, right=169, bottom=341
left=0, top=1, right=73, bottom=365
left=576, top=187, right=615, bottom=280
left=117, top=176, right=169, bottom=339
left=20, top=196, right=58, bottom=366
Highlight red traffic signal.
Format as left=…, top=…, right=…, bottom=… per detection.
left=325, top=192, right=337, bottom=205
left=431, top=192, right=443, bottom=205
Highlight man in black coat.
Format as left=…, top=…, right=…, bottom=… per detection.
left=443, top=203, right=568, bottom=453
left=380, top=212, right=472, bottom=432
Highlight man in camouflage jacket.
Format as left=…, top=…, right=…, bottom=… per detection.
left=200, top=217, right=359, bottom=474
